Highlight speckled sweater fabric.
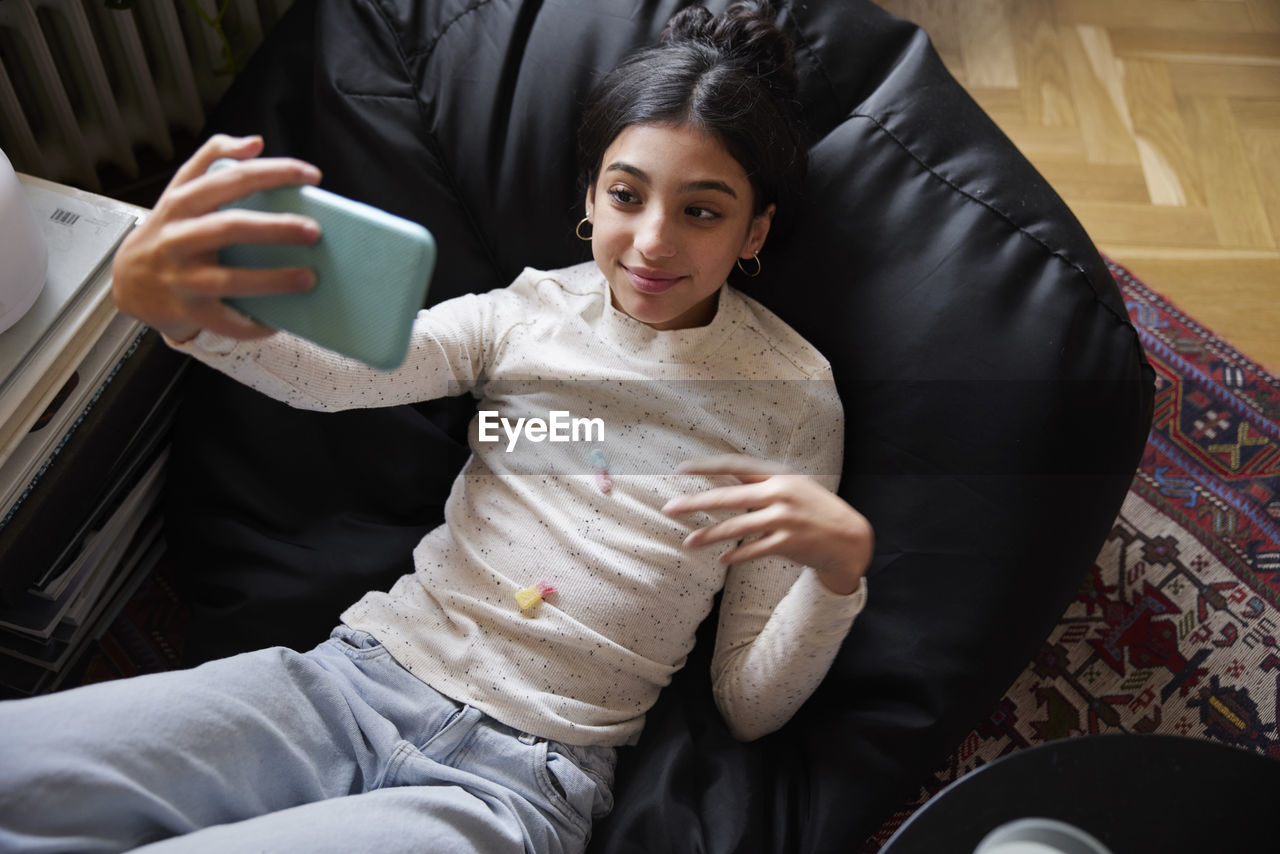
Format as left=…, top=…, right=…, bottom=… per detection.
left=174, top=262, right=866, bottom=746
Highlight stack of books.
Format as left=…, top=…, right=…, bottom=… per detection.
left=0, top=176, right=186, bottom=697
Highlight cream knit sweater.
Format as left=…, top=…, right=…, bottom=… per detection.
left=175, top=262, right=866, bottom=746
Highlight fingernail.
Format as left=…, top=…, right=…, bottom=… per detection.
left=295, top=270, right=316, bottom=290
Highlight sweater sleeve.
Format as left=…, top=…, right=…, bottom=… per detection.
left=708, top=368, right=867, bottom=741
left=166, top=290, right=495, bottom=411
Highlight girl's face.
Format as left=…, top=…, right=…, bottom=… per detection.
left=586, top=123, right=775, bottom=331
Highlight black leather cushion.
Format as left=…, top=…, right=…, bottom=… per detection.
left=171, top=1, right=1154, bottom=849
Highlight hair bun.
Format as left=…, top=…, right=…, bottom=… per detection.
left=580, top=0, right=809, bottom=225
left=662, top=1, right=796, bottom=85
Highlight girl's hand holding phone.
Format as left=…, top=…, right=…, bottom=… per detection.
left=111, top=134, right=322, bottom=343
left=663, top=454, right=873, bottom=596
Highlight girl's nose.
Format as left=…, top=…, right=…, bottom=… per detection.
left=635, top=211, right=677, bottom=259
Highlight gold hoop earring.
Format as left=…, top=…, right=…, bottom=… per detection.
left=736, top=253, right=761, bottom=278
left=575, top=216, right=593, bottom=241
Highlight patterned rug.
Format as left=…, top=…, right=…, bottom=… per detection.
left=75, top=259, right=1280, bottom=842
left=863, top=258, right=1280, bottom=849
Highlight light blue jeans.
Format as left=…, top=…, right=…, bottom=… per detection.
left=0, top=627, right=615, bottom=853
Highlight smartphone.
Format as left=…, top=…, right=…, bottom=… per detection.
left=210, top=158, right=436, bottom=370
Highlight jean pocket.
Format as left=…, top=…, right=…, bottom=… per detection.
left=540, top=742, right=613, bottom=830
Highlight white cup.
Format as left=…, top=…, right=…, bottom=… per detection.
left=975, top=818, right=1114, bottom=854
left=0, top=148, right=49, bottom=334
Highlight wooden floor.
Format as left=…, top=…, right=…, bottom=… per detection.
left=875, top=0, right=1280, bottom=374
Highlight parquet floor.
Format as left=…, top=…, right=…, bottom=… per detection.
left=875, top=0, right=1280, bottom=373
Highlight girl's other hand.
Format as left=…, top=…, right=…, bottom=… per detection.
left=111, top=134, right=323, bottom=344
left=662, top=454, right=872, bottom=595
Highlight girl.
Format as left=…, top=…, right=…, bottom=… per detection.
left=0, top=3, right=872, bottom=852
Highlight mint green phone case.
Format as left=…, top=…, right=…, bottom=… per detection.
left=213, top=160, right=436, bottom=370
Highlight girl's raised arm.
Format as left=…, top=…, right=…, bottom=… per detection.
left=111, top=134, right=322, bottom=343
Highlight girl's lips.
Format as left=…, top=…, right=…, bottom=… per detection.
left=624, top=265, right=685, bottom=295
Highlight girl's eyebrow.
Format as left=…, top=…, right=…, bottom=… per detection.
left=604, top=162, right=739, bottom=199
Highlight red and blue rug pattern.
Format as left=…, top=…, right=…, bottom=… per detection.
left=1039, top=261, right=1280, bottom=748
left=863, top=258, right=1280, bottom=849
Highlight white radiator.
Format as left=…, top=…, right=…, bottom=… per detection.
left=0, top=0, right=293, bottom=192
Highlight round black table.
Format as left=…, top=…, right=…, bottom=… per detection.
left=880, top=734, right=1280, bottom=852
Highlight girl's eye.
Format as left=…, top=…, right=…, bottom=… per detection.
left=608, top=186, right=639, bottom=205
left=687, top=206, right=721, bottom=221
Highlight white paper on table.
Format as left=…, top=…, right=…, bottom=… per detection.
left=0, top=180, right=138, bottom=401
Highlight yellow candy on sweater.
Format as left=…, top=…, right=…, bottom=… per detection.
left=515, top=580, right=556, bottom=611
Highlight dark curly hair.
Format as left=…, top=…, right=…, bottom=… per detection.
left=577, top=1, right=807, bottom=222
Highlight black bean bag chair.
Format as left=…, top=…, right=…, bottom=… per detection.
left=165, top=1, right=1154, bottom=850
